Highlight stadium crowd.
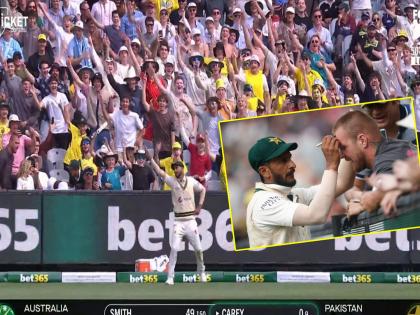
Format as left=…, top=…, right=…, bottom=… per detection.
left=0, top=0, right=419, bottom=192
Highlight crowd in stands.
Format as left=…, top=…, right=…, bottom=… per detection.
left=0, top=0, right=418, bottom=191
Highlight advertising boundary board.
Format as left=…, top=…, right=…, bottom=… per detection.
left=1, top=192, right=420, bottom=265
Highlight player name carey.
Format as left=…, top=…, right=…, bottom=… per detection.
left=24, top=304, right=69, bottom=312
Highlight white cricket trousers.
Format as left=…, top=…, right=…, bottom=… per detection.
left=167, top=219, right=205, bottom=279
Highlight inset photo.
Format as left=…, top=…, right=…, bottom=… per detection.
left=220, top=98, right=420, bottom=250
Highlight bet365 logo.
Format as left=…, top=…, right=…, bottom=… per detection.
left=0, top=304, right=14, bottom=315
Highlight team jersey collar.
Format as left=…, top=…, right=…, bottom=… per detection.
left=255, top=182, right=292, bottom=196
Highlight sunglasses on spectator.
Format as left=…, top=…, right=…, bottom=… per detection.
left=233, top=13, right=240, bottom=17
left=213, top=11, right=220, bottom=15
left=311, top=40, right=319, bottom=44
left=387, top=48, right=396, bottom=52
left=373, top=18, right=380, bottom=21
left=146, top=23, right=154, bottom=27
left=161, top=11, right=168, bottom=15
left=314, top=14, right=322, bottom=19
left=415, top=82, right=420, bottom=87
left=84, top=171, right=94, bottom=176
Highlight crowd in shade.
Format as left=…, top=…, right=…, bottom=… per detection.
left=0, top=0, right=419, bottom=191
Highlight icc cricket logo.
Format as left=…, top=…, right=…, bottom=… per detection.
left=0, top=7, right=28, bottom=37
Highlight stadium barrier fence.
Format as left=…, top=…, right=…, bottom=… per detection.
left=1, top=191, right=420, bottom=266
left=2, top=271, right=420, bottom=284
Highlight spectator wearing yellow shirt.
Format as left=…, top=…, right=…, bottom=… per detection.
left=80, top=137, right=98, bottom=176
left=235, top=55, right=270, bottom=113
left=63, top=115, right=89, bottom=168
left=273, top=77, right=290, bottom=113
left=0, top=102, right=10, bottom=150
left=159, top=141, right=188, bottom=190
left=243, top=84, right=258, bottom=111
left=284, top=51, right=323, bottom=96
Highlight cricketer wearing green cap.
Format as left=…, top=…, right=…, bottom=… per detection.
left=245, top=135, right=355, bottom=248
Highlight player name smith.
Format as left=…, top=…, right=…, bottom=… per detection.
left=324, top=304, right=363, bottom=313
left=24, top=304, right=69, bottom=312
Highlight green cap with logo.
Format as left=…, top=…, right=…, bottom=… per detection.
left=248, top=136, right=298, bottom=172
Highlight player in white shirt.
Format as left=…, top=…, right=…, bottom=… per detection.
left=148, top=154, right=207, bottom=285
left=246, top=136, right=354, bottom=247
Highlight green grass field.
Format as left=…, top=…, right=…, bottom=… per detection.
left=0, top=283, right=419, bottom=300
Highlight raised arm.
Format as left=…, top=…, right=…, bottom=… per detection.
left=349, top=53, right=365, bottom=92
left=292, top=136, right=340, bottom=226
left=136, top=24, right=152, bottom=58
left=152, top=71, right=170, bottom=95
left=85, top=10, right=105, bottom=30
left=99, top=91, right=112, bottom=125
left=126, top=37, right=142, bottom=76
left=141, top=78, right=152, bottom=112
left=146, top=147, right=167, bottom=179
left=37, top=1, right=58, bottom=40
left=176, top=35, right=188, bottom=71
left=283, top=50, right=297, bottom=75
left=178, top=117, right=190, bottom=147
left=66, top=58, right=88, bottom=88
left=241, top=14, right=254, bottom=51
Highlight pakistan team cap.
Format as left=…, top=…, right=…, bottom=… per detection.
left=248, top=136, right=298, bottom=172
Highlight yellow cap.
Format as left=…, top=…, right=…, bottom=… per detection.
left=38, top=34, right=47, bottom=41
left=216, top=78, right=225, bottom=90
left=172, top=142, right=182, bottom=150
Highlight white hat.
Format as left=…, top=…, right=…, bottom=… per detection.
left=277, top=75, right=290, bottom=86
left=118, top=46, right=129, bottom=54
left=233, top=7, right=242, bottom=14
left=192, top=28, right=201, bottom=36
left=127, top=67, right=136, bottom=78
left=249, top=54, right=260, bottom=64
left=131, top=38, right=141, bottom=46
left=404, top=3, right=416, bottom=10
left=313, top=78, right=325, bottom=92
left=187, top=2, right=197, bottom=8
left=205, top=16, right=214, bottom=23
left=9, top=114, right=20, bottom=123
left=285, top=6, right=295, bottom=14
left=73, top=20, right=84, bottom=30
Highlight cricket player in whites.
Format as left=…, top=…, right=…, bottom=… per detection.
left=148, top=150, right=207, bottom=285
